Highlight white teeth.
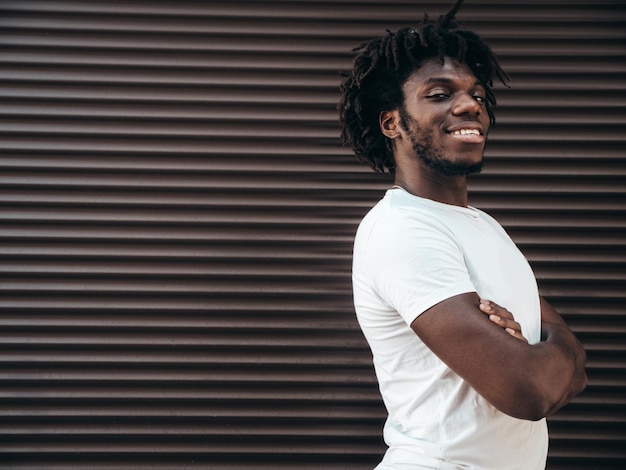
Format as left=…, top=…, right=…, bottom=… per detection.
left=451, top=128, right=480, bottom=135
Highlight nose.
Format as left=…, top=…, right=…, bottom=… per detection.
left=452, top=92, right=481, bottom=116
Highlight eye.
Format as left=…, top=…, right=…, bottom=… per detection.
left=473, top=94, right=486, bottom=103
left=426, top=93, right=450, bottom=100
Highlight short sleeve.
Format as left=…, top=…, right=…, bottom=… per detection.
left=364, top=211, right=476, bottom=325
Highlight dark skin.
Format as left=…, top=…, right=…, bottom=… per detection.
left=380, top=57, right=587, bottom=420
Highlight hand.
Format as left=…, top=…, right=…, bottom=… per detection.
left=479, top=299, right=528, bottom=343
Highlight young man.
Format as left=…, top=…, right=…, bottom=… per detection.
left=339, top=1, right=588, bottom=468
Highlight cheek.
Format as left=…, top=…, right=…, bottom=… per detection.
left=481, top=111, right=492, bottom=131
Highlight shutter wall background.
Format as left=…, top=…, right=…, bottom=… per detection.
left=0, top=0, right=624, bottom=468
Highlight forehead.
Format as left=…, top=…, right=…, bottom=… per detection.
left=403, top=57, right=481, bottom=91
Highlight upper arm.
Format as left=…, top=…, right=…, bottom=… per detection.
left=540, top=296, right=568, bottom=328
left=365, top=214, right=476, bottom=327
left=411, top=292, right=562, bottom=420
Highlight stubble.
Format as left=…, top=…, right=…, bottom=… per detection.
left=399, top=106, right=483, bottom=177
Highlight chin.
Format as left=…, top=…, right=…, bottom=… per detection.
left=421, top=154, right=483, bottom=177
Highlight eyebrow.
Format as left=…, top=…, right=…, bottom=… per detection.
left=424, top=77, right=484, bottom=88
left=425, top=77, right=453, bottom=84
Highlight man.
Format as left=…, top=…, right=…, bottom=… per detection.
left=338, top=1, right=588, bottom=468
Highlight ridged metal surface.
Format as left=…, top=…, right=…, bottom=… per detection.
left=0, top=1, right=624, bottom=468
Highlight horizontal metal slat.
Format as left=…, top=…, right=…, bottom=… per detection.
left=0, top=1, right=624, bottom=468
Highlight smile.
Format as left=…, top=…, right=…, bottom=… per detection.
left=447, top=126, right=485, bottom=144
left=450, top=128, right=482, bottom=136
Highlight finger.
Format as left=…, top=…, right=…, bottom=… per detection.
left=479, top=299, right=495, bottom=314
left=487, top=315, right=529, bottom=343
left=489, top=315, right=522, bottom=333
left=480, top=299, right=514, bottom=320
left=505, top=327, right=528, bottom=343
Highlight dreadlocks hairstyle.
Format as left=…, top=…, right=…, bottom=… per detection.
left=338, top=0, right=508, bottom=174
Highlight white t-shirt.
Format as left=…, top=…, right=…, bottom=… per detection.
left=353, top=188, right=548, bottom=469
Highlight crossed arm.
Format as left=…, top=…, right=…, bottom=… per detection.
left=411, top=292, right=588, bottom=421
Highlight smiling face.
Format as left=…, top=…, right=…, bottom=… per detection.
left=396, top=57, right=491, bottom=176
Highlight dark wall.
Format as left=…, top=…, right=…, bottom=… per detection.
left=0, top=1, right=624, bottom=468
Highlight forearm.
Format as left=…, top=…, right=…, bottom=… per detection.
left=514, top=298, right=587, bottom=418
left=479, top=335, right=584, bottom=420
left=541, top=298, right=588, bottom=397
left=480, top=298, right=585, bottom=418
left=484, top=328, right=586, bottom=420
left=412, top=293, right=588, bottom=421
left=539, top=315, right=588, bottom=416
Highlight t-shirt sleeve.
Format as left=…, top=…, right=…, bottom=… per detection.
left=364, top=212, right=476, bottom=326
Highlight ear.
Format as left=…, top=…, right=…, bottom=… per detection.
left=379, top=109, right=402, bottom=140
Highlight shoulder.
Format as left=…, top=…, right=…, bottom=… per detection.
left=354, top=193, right=467, bottom=278
left=356, top=191, right=453, bottom=244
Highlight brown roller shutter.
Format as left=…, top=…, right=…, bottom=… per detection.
left=0, top=1, right=624, bottom=469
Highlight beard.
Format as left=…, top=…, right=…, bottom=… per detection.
left=399, top=107, right=483, bottom=177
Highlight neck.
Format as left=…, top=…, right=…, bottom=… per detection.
left=394, top=167, right=469, bottom=207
